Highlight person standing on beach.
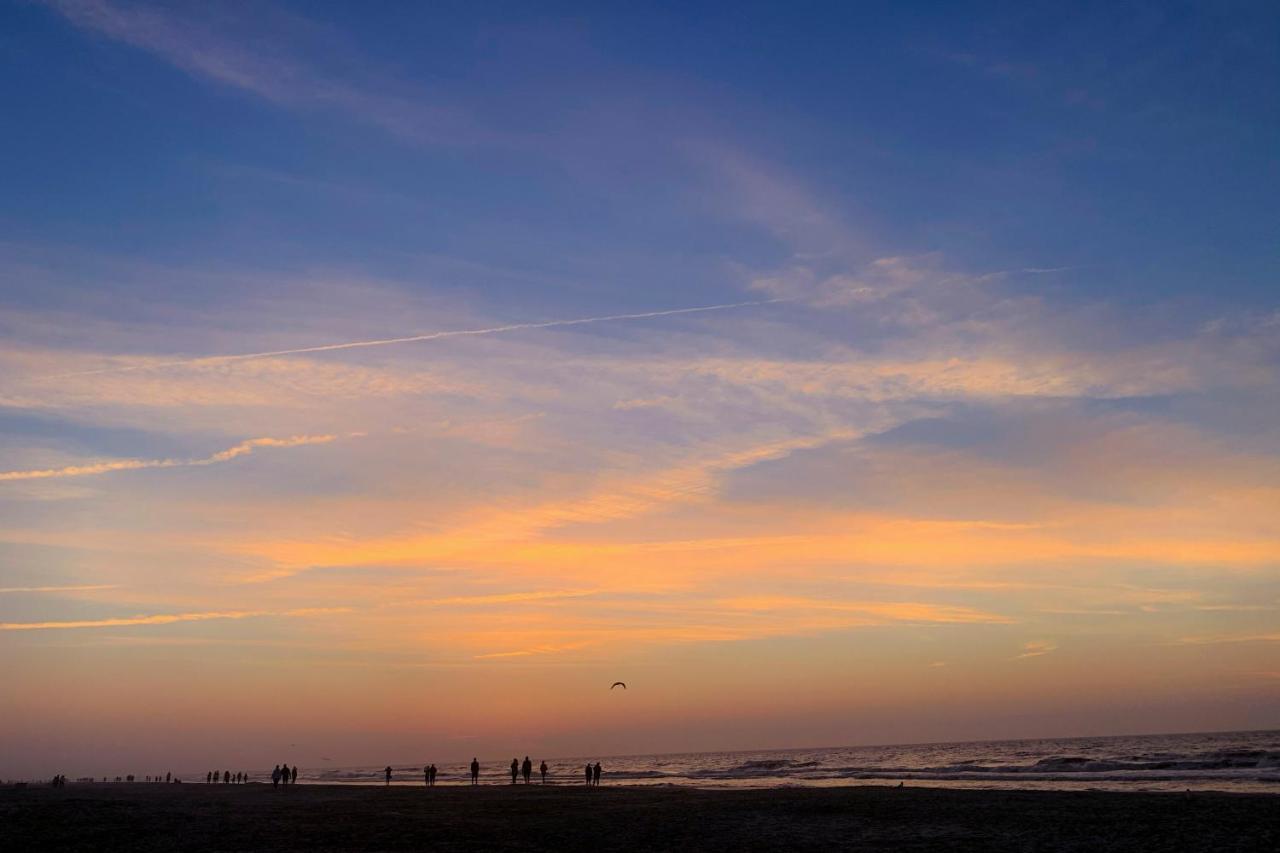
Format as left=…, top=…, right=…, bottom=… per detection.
left=593, top=763, right=601, bottom=786
left=431, top=765, right=438, bottom=786
left=510, top=758, right=519, bottom=784
left=384, top=766, right=393, bottom=786
left=522, top=756, right=532, bottom=784
left=424, top=765, right=430, bottom=787
left=540, top=760, right=548, bottom=784
left=291, top=765, right=298, bottom=785
left=470, top=758, right=480, bottom=785
left=207, top=771, right=212, bottom=784
left=272, top=765, right=281, bottom=788
left=584, top=763, right=592, bottom=786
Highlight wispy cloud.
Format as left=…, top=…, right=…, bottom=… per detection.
left=1175, top=633, right=1280, bottom=646
left=0, top=606, right=348, bottom=631
left=42, top=0, right=480, bottom=145
left=0, top=434, right=338, bottom=481
left=398, top=589, right=601, bottom=608
left=1014, top=640, right=1058, bottom=659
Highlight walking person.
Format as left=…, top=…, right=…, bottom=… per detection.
left=510, top=758, right=519, bottom=785
left=429, top=765, right=437, bottom=786
left=470, top=758, right=480, bottom=785
left=584, top=763, right=592, bottom=786
left=291, top=765, right=298, bottom=785
left=540, top=760, right=548, bottom=784
left=593, top=762, right=602, bottom=787
left=424, top=765, right=430, bottom=787
left=522, top=756, right=532, bottom=784
left=384, top=766, right=392, bottom=786
left=271, top=765, right=281, bottom=788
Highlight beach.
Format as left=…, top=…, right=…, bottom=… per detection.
left=3, top=783, right=1276, bottom=851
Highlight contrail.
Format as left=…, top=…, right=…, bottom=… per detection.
left=47, top=298, right=787, bottom=379
left=0, top=434, right=338, bottom=482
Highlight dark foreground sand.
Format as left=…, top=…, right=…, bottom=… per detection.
left=3, top=783, right=1276, bottom=852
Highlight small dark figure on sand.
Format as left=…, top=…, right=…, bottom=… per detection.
left=510, top=758, right=518, bottom=785
left=165, top=772, right=171, bottom=783
left=584, top=763, right=592, bottom=786
left=593, top=762, right=601, bottom=786
left=522, top=756, right=532, bottom=784
left=470, top=758, right=480, bottom=785
left=291, top=766, right=298, bottom=785
left=207, top=772, right=212, bottom=784
left=272, top=765, right=281, bottom=787
left=384, top=766, right=392, bottom=786
left=430, top=764, right=437, bottom=786
left=540, top=760, right=548, bottom=784
left=424, top=765, right=430, bottom=786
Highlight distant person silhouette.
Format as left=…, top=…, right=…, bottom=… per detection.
left=272, top=765, right=281, bottom=788
left=510, top=758, right=519, bottom=784
left=470, top=758, right=480, bottom=785
left=207, top=771, right=212, bottom=784
left=291, top=765, right=298, bottom=785
left=584, top=763, right=592, bottom=786
left=430, top=764, right=437, bottom=786
left=223, top=770, right=229, bottom=784
left=424, top=765, right=430, bottom=786
left=522, top=756, right=532, bottom=784
left=593, top=762, right=601, bottom=786
left=384, top=766, right=393, bottom=786
left=165, top=772, right=171, bottom=783
left=540, top=760, right=548, bottom=784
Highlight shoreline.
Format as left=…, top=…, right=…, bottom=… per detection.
left=5, top=782, right=1277, bottom=851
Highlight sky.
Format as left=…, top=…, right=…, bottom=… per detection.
left=1, top=0, right=1278, bottom=778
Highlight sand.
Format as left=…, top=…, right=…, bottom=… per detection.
left=3, top=782, right=1276, bottom=851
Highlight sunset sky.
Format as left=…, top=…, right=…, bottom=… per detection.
left=2, top=1, right=1278, bottom=778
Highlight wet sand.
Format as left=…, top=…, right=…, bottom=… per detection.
left=3, top=782, right=1276, bottom=851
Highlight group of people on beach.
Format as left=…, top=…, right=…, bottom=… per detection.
left=508, top=756, right=549, bottom=784
left=207, top=770, right=247, bottom=784
left=272, top=765, right=299, bottom=787
left=379, top=758, right=604, bottom=786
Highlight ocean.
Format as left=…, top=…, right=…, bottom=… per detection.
left=294, top=729, right=1280, bottom=793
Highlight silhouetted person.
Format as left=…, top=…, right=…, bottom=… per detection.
left=385, top=766, right=393, bottom=786
left=584, top=763, right=592, bottom=786
left=540, top=760, right=548, bottom=784
left=272, top=765, right=281, bottom=788
left=291, top=765, right=298, bottom=785
left=207, top=771, right=212, bottom=784
left=470, top=758, right=480, bottom=785
left=165, top=772, right=171, bottom=783
left=593, top=762, right=601, bottom=786
left=425, top=765, right=431, bottom=786
left=430, top=764, right=437, bottom=786
left=510, top=758, right=518, bottom=784
left=522, top=756, right=532, bottom=784
left=223, top=770, right=229, bottom=784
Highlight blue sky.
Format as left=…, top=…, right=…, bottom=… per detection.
left=1, top=1, right=1277, bottom=776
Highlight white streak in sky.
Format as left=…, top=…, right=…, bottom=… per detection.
left=0, top=434, right=338, bottom=482
left=46, top=299, right=787, bottom=379
left=0, top=584, right=119, bottom=594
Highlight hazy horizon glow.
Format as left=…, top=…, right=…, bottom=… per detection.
left=1, top=1, right=1277, bottom=778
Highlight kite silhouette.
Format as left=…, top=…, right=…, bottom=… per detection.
left=611, top=682, right=627, bottom=690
